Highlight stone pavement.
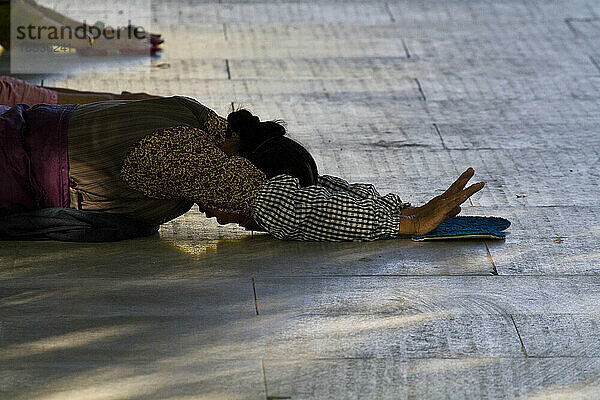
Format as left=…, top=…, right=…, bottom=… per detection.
left=1, top=0, right=600, bottom=398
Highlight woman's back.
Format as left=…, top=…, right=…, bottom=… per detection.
left=67, top=96, right=220, bottom=225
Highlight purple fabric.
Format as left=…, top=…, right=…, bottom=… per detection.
left=0, top=76, right=59, bottom=107
left=0, top=104, right=77, bottom=213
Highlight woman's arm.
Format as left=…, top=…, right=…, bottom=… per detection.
left=251, top=174, right=408, bottom=241
left=252, top=169, right=485, bottom=241
left=317, top=175, right=411, bottom=213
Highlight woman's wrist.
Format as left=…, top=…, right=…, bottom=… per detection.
left=397, top=215, right=416, bottom=236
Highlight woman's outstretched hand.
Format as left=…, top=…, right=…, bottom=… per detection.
left=397, top=168, right=485, bottom=236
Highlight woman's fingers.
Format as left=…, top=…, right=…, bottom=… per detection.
left=414, top=206, right=452, bottom=235
left=427, top=175, right=480, bottom=213
left=448, top=181, right=485, bottom=206
left=443, top=167, right=474, bottom=197
left=410, top=179, right=482, bottom=235
left=426, top=168, right=476, bottom=208
left=436, top=182, right=484, bottom=217
left=409, top=171, right=481, bottom=232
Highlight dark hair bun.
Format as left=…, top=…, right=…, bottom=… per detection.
left=227, top=109, right=259, bottom=137
left=227, top=109, right=285, bottom=155
left=226, top=109, right=317, bottom=187
left=260, top=121, right=286, bottom=137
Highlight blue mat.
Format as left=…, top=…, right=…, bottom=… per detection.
left=412, top=216, right=511, bottom=241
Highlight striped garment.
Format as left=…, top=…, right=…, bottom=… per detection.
left=67, top=97, right=219, bottom=226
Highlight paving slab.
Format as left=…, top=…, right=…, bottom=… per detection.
left=467, top=206, right=600, bottom=275
left=228, top=55, right=599, bottom=80
left=2, top=361, right=266, bottom=400
left=4, top=235, right=200, bottom=279
left=568, top=17, right=600, bottom=38
left=221, top=20, right=598, bottom=58
left=0, top=242, right=16, bottom=271
left=1, top=220, right=492, bottom=279
left=8, top=208, right=592, bottom=282
left=0, top=277, right=263, bottom=362
left=48, top=63, right=599, bottom=104
left=158, top=233, right=494, bottom=277
left=403, top=20, right=600, bottom=60
left=150, top=23, right=410, bottom=59
left=3, top=276, right=600, bottom=363
left=49, top=57, right=230, bottom=81
left=419, top=74, right=600, bottom=102
left=251, top=276, right=600, bottom=359
left=0, top=314, right=262, bottom=362
left=1, top=193, right=495, bottom=279
left=427, top=98, right=600, bottom=124
left=151, top=2, right=393, bottom=25
left=226, top=101, right=431, bottom=131
left=446, top=148, right=600, bottom=207
left=224, top=97, right=600, bottom=132
left=157, top=21, right=600, bottom=61
left=513, top=314, right=600, bottom=358
left=146, top=0, right=596, bottom=26
left=254, top=276, right=600, bottom=316
left=292, top=123, right=444, bottom=150
left=263, top=358, right=600, bottom=400
left=255, top=313, right=524, bottom=359
left=437, top=122, right=600, bottom=150
left=0, top=277, right=256, bottom=317
left=387, top=0, right=596, bottom=24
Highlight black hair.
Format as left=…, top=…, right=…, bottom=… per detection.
left=227, top=109, right=318, bottom=187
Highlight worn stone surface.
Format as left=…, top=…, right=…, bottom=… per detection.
left=263, top=358, right=600, bottom=400
left=471, top=206, right=600, bottom=275
left=1, top=0, right=600, bottom=398
left=2, top=361, right=266, bottom=400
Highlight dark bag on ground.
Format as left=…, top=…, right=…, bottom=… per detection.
left=0, top=208, right=159, bottom=242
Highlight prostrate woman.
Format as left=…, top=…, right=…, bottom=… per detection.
left=0, top=94, right=484, bottom=241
